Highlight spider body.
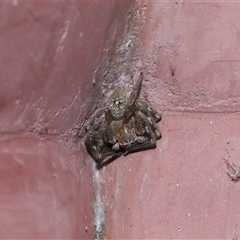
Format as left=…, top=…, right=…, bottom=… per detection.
left=85, top=72, right=162, bottom=168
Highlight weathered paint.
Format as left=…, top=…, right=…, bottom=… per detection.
left=1, top=1, right=240, bottom=239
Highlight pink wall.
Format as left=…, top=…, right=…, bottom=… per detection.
left=0, top=1, right=132, bottom=238
left=1, top=1, right=240, bottom=239
left=95, top=1, right=240, bottom=239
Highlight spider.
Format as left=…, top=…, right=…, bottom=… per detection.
left=84, top=72, right=162, bottom=169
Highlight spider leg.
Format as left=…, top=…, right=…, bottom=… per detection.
left=86, top=138, right=122, bottom=166
left=137, top=100, right=161, bottom=122
left=96, top=152, right=123, bottom=169
left=85, top=109, right=122, bottom=165
left=123, top=72, right=143, bottom=120
left=123, top=110, right=158, bottom=156
left=85, top=114, right=104, bottom=162
left=104, top=111, right=122, bottom=150
left=136, top=100, right=162, bottom=139
left=122, top=133, right=157, bottom=156
left=128, top=72, right=143, bottom=106
left=85, top=108, right=105, bottom=133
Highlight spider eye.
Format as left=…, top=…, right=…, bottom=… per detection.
left=114, top=99, right=122, bottom=106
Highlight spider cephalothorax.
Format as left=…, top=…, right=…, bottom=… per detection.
left=107, top=87, right=128, bottom=120
left=85, top=72, right=162, bottom=169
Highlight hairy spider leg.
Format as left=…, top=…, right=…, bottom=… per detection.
left=123, top=72, right=143, bottom=121
left=96, top=152, right=123, bottom=169
left=136, top=100, right=162, bottom=139
left=85, top=108, right=122, bottom=163
left=123, top=110, right=158, bottom=156
left=85, top=133, right=123, bottom=164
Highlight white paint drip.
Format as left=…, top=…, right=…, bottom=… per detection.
left=12, top=0, right=18, bottom=6
left=93, top=168, right=105, bottom=239
left=56, top=19, right=70, bottom=54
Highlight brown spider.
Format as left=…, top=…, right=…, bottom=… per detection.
left=84, top=72, right=162, bottom=169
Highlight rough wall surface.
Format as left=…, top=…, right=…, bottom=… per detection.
left=0, top=1, right=133, bottom=239
left=1, top=1, right=240, bottom=239
left=95, top=1, right=240, bottom=239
